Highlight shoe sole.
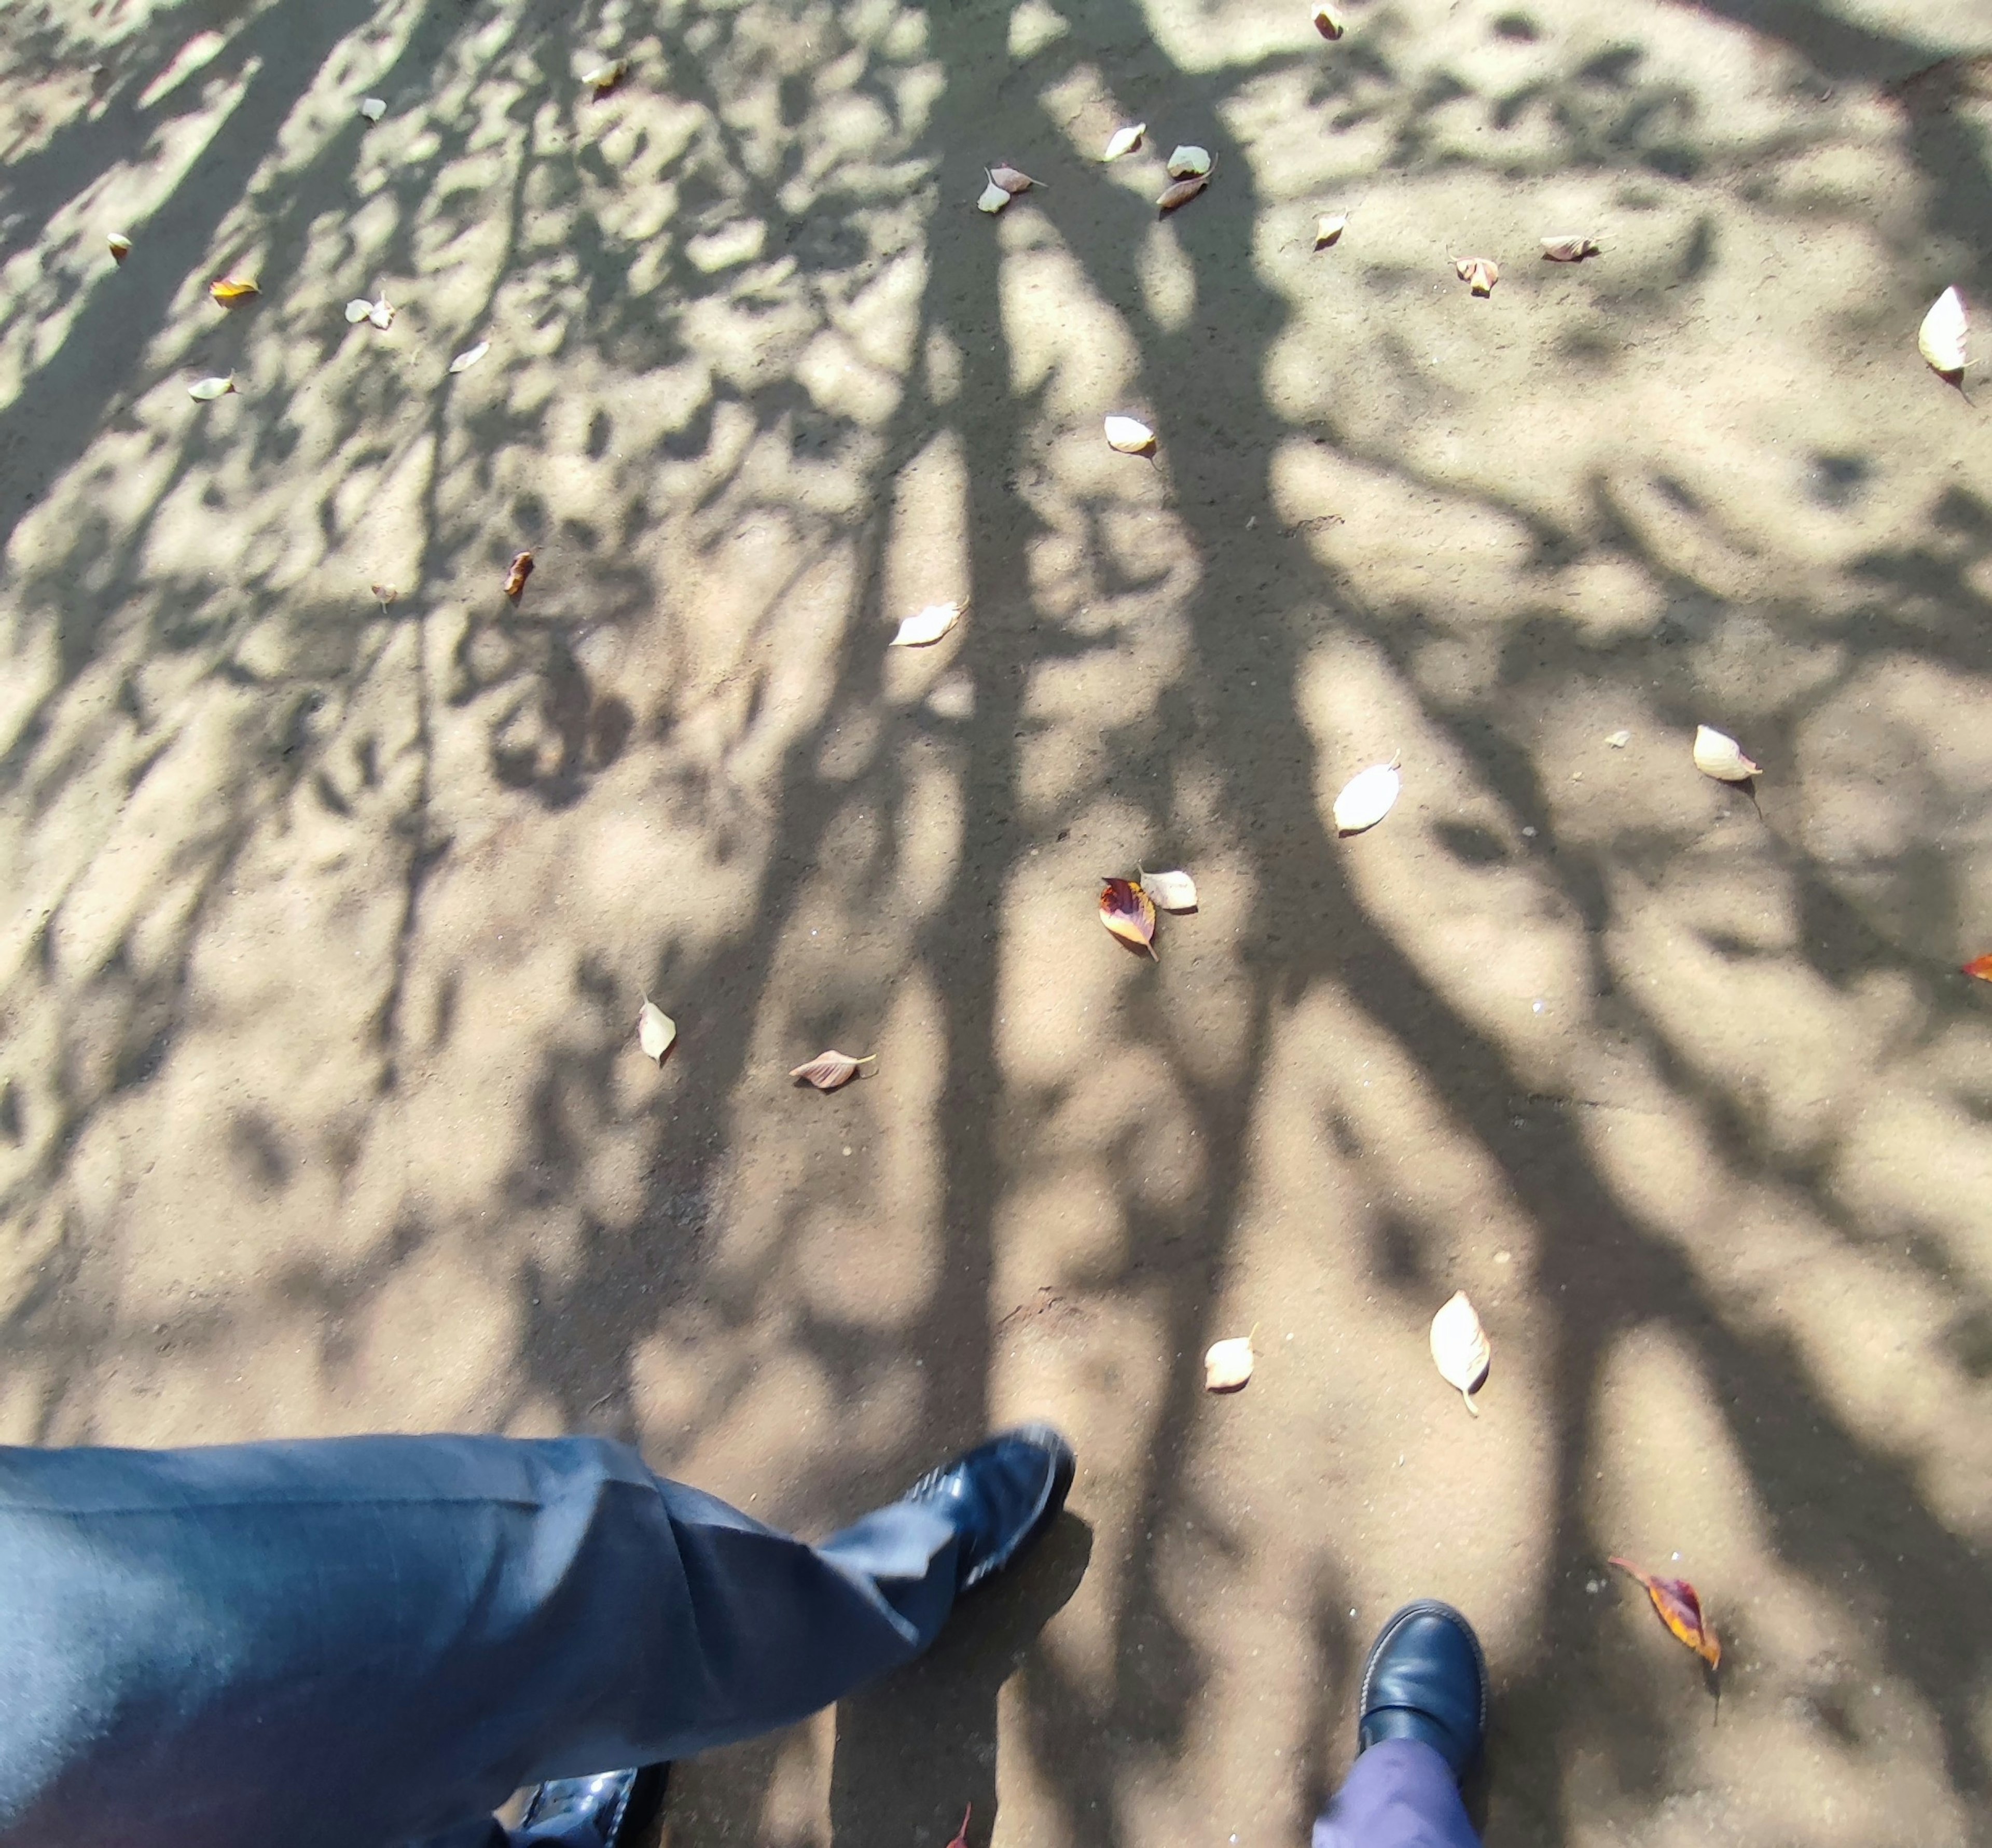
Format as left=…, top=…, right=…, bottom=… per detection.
left=960, top=1422, right=1076, bottom=1591
left=1359, top=1599, right=1489, bottom=1743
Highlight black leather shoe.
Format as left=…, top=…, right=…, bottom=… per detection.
left=904, top=1423, right=1076, bottom=1590
left=516, top=1763, right=666, bottom=1846
left=1358, top=1601, right=1487, bottom=1780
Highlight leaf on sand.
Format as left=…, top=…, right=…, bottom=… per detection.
left=989, top=162, right=1038, bottom=194
left=1104, top=414, right=1155, bottom=453
left=1158, top=174, right=1208, bottom=212
left=1204, top=1335, right=1254, bottom=1392
left=1692, top=724, right=1758, bottom=782
left=370, top=583, right=398, bottom=608
left=946, top=1807, right=972, bottom=1848
left=1167, top=145, right=1211, bottom=178
left=1314, top=212, right=1347, bottom=247
left=977, top=179, right=1012, bottom=214
left=789, top=1050, right=877, bottom=1090
left=1541, top=235, right=1600, bottom=261
left=891, top=601, right=962, bottom=647
left=1606, top=729, right=1631, bottom=747
left=1607, top=1557, right=1721, bottom=1670
left=1455, top=256, right=1499, bottom=296
left=637, top=997, right=676, bottom=1064
left=1140, top=868, right=1198, bottom=910
left=1103, top=123, right=1145, bottom=160
left=210, top=275, right=259, bottom=304
left=1430, top=1290, right=1490, bottom=1414
left=188, top=374, right=235, bottom=401
left=1963, top=953, right=1992, bottom=982
left=449, top=341, right=489, bottom=373
left=1919, top=285, right=1968, bottom=375
left=346, top=299, right=374, bottom=323
left=1333, top=760, right=1400, bottom=834
left=368, top=295, right=395, bottom=330
left=359, top=96, right=387, bottom=121
left=1313, top=3, right=1346, bottom=38
left=584, top=59, right=628, bottom=97
left=504, top=550, right=534, bottom=599
left=1099, top=877, right=1158, bottom=957
left=108, top=232, right=132, bottom=261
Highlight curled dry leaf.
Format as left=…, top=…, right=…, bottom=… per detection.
left=584, top=59, right=628, bottom=96
left=891, top=601, right=962, bottom=647
left=107, top=232, right=132, bottom=261
left=1157, top=174, right=1208, bottom=212
left=1541, top=235, right=1600, bottom=261
left=1963, top=953, right=1992, bottom=982
left=1104, top=414, right=1156, bottom=453
left=1313, top=2, right=1346, bottom=38
left=1103, top=122, right=1145, bottom=161
left=504, top=550, right=534, bottom=599
left=789, top=1050, right=877, bottom=1091
left=1919, top=285, right=1968, bottom=375
left=1333, top=760, right=1400, bottom=834
left=1167, top=145, right=1212, bottom=178
left=637, top=997, right=676, bottom=1065
left=1430, top=1290, right=1491, bottom=1414
left=449, top=341, right=489, bottom=373
left=1455, top=256, right=1499, bottom=296
left=946, top=1807, right=972, bottom=1848
left=989, top=163, right=1038, bottom=194
left=345, top=299, right=374, bottom=323
left=370, top=583, right=398, bottom=609
left=1204, top=1335, right=1254, bottom=1392
left=1314, top=213, right=1347, bottom=247
left=368, top=295, right=395, bottom=330
left=1140, top=868, right=1198, bottom=911
left=1606, top=729, right=1632, bottom=748
left=1099, top=877, right=1158, bottom=958
left=359, top=96, right=387, bottom=121
left=977, top=179, right=1011, bottom=214
left=1692, top=724, right=1758, bottom=782
left=1607, top=1557, right=1721, bottom=1670
left=188, top=374, right=235, bottom=401
left=210, top=275, right=259, bottom=304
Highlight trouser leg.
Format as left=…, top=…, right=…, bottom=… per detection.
left=1311, top=1740, right=1481, bottom=1848
left=0, top=1435, right=960, bottom=1848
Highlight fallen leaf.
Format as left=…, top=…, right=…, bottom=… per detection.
left=1692, top=724, right=1758, bottom=782
left=789, top=1050, right=877, bottom=1090
left=1103, top=122, right=1145, bottom=160
left=449, top=341, right=490, bottom=373
left=1455, top=256, right=1499, bottom=296
left=1965, top=953, right=1992, bottom=982
left=977, top=179, right=1011, bottom=214
left=1606, top=729, right=1632, bottom=748
left=107, top=232, right=132, bottom=261
left=891, top=601, right=961, bottom=647
left=584, top=59, right=628, bottom=96
left=946, top=1807, right=972, bottom=1848
left=1919, top=285, right=1968, bottom=375
left=368, top=295, right=395, bottom=330
left=188, top=374, right=235, bottom=401
left=1430, top=1290, right=1490, bottom=1414
left=1314, top=212, right=1347, bottom=247
left=1541, top=235, right=1600, bottom=261
left=504, top=550, right=534, bottom=599
left=1313, top=2, right=1346, bottom=37
left=1607, top=1557, right=1721, bottom=1670
left=1333, top=759, right=1400, bottom=834
left=370, top=583, right=398, bottom=608
left=989, top=162, right=1037, bottom=194
left=345, top=299, right=375, bottom=323
left=637, top=997, right=676, bottom=1065
left=210, top=275, right=259, bottom=304
left=359, top=96, right=387, bottom=122
left=1204, top=1335, right=1254, bottom=1392
left=1141, top=867, right=1198, bottom=910
left=1157, top=174, right=1208, bottom=212
left=1104, top=414, right=1156, bottom=453
left=1167, top=145, right=1211, bottom=178
left=1099, top=877, right=1158, bottom=957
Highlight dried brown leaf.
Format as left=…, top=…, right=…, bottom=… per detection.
left=1455, top=256, right=1499, bottom=295
left=107, top=232, right=132, bottom=261
left=210, top=275, right=259, bottom=304
left=1157, top=174, right=1208, bottom=213
left=1099, top=877, right=1158, bottom=957
left=989, top=162, right=1038, bottom=194
left=789, top=1050, right=877, bottom=1090
left=1608, top=1557, right=1722, bottom=1671
left=584, top=59, right=628, bottom=97
left=1312, top=3, right=1346, bottom=38
left=504, top=550, right=534, bottom=599
left=1541, top=235, right=1600, bottom=261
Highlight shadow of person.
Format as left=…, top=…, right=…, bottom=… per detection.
left=827, top=1512, right=1095, bottom=1848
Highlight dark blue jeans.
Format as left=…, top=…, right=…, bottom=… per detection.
left=0, top=1435, right=961, bottom=1848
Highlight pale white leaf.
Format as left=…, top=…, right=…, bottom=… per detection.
left=1333, top=760, right=1400, bottom=833
left=1692, top=724, right=1759, bottom=782
left=891, top=601, right=962, bottom=647
left=346, top=299, right=374, bottom=323
left=1103, top=122, right=1145, bottom=160
left=1141, top=868, right=1198, bottom=910
left=187, top=374, right=234, bottom=401
left=449, top=341, right=489, bottom=373
left=789, top=1049, right=876, bottom=1090
left=977, top=179, right=1011, bottom=214
left=107, top=231, right=132, bottom=259
left=1430, top=1290, right=1490, bottom=1413
left=1541, top=234, right=1599, bottom=261
left=359, top=96, right=387, bottom=121
left=1166, top=144, right=1211, bottom=178
left=637, top=998, right=676, bottom=1064
left=1919, top=285, right=1968, bottom=374
left=1606, top=729, right=1632, bottom=748
left=1204, top=1335, right=1254, bottom=1392
left=1313, top=213, right=1347, bottom=247
left=368, top=296, right=396, bottom=330
left=1313, top=2, right=1346, bottom=37
left=1104, top=414, right=1155, bottom=453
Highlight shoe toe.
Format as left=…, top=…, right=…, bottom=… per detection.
left=1358, top=1602, right=1487, bottom=1778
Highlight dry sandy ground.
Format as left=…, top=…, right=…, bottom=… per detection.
left=3, top=0, right=1992, bottom=1843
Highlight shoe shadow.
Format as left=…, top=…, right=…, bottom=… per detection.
left=827, top=1511, right=1095, bottom=1848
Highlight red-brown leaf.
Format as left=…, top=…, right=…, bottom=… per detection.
left=1608, top=1556, right=1721, bottom=1670
left=1965, top=953, right=1992, bottom=982
left=1157, top=174, right=1208, bottom=213
left=946, top=1807, right=972, bottom=1848
left=504, top=550, right=534, bottom=598
left=1099, top=878, right=1157, bottom=957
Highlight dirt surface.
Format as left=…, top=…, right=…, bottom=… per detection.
left=3, top=0, right=1991, bottom=1844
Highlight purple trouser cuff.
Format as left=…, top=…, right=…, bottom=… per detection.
left=1311, top=1738, right=1479, bottom=1848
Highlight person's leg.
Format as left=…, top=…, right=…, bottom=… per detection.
left=1310, top=1739, right=1479, bottom=1848
left=0, top=1429, right=1071, bottom=1848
